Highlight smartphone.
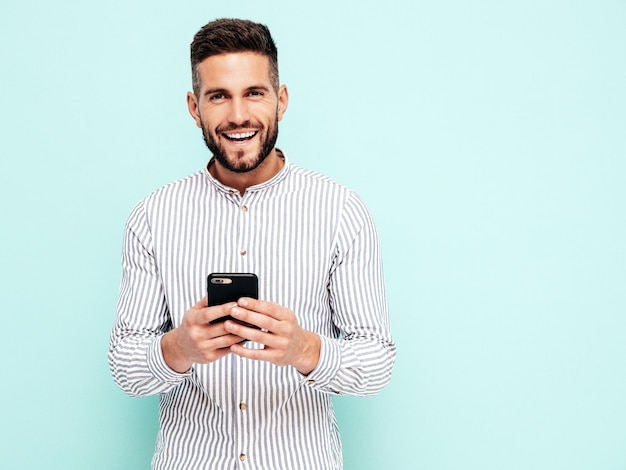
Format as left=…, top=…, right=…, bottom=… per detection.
left=207, top=273, right=259, bottom=327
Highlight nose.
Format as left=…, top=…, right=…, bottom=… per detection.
left=228, top=96, right=250, bottom=125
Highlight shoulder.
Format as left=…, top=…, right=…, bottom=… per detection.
left=286, top=164, right=353, bottom=198
left=143, top=170, right=207, bottom=205
left=125, top=170, right=208, bottom=223
left=283, top=163, right=374, bottom=230
left=132, top=170, right=211, bottom=217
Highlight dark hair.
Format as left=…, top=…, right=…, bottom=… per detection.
left=190, top=18, right=279, bottom=96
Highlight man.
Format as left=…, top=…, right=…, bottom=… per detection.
left=109, top=18, right=395, bottom=470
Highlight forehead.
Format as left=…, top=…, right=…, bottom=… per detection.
left=195, top=52, right=273, bottom=91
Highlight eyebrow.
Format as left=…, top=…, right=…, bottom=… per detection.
left=203, top=85, right=271, bottom=97
left=203, top=88, right=227, bottom=97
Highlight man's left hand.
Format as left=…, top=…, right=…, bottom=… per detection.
left=224, top=298, right=321, bottom=375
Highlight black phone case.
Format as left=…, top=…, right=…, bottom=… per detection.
left=207, top=273, right=258, bottom=325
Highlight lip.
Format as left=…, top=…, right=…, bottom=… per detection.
left=220, top=129, right=260, bottom=146
left=224, top=130, right=257, bottom=139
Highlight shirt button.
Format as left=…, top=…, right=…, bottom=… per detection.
left=240, top=249, right=247, bottom=256
left=239, top=402, right=247, bottom=411
left=307, top=379, right=316, bottom=385
left=239, top=454, right=246, bottom=462
left=242, top=205, right=249, bottom=212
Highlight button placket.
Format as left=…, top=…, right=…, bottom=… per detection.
left=238, top=198, right=251, bottom=260
left=236, top=352, right=251, bottom=466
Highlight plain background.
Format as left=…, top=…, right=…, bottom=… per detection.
left=1, top=1, right=625, bottom=469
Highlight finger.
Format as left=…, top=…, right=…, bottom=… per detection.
left=191, top=296, right=209, bottom=309
left=196, top=340, right=240, bottom=364
left=210, top=347, right=234, bottom=362
left=224, top=320, right=288, bottom=351
left=230, top=342, right=276, bottom=361
left=198, top=302, right=239, bottom=324
left=204, top=332, right=247, bottom=350
left=237, top=298, right=285, bottom=320
left=229, top=305, right=278, bottom=332
left=224, top=319, right=268, bottom=342
left=206, top=314, right=261, bottom=341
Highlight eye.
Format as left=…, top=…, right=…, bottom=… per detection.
left=210, top=93, right=225, bottom=101
left=248, top=90, right=264, bottom=98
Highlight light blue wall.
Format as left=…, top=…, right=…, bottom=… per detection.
left=1, top=1, right=625, bottom=469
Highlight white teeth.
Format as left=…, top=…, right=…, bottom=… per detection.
left=225, top=131, right=256, bottom=139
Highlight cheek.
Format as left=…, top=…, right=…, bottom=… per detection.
left=201, top=117, right=224, bottom=135
left=199, top=107, right=224, bottom=127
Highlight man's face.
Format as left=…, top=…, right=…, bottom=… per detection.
left=188, top=52, right=288, bottom=173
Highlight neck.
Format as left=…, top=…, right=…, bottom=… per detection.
left=209, top=149, right=284, bottom=195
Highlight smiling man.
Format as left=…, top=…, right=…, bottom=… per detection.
left=109, top=18, right=395, bottom=470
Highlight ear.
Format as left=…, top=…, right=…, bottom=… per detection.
left=276, top=85, right=289, bottom=122
left=187, top=91, right=202, bottom=128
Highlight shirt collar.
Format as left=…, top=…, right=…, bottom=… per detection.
left=203, top=149, right=291, bottom=195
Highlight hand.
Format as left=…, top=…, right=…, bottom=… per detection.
left=224, top=298, right=321, bottom=375
left=161, top=296, right=246, bottom=373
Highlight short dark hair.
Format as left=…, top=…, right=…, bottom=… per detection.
left=190, top=18, right=279, bottom=96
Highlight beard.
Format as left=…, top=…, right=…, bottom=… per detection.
left=201, top=115, right=279, bottom=173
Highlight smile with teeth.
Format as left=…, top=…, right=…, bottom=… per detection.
left=223, top=130, right=258, bottom=142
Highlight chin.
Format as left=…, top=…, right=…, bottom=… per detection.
left=220, top=151, right=266, bottom=173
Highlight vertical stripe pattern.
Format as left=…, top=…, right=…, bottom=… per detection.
left=109, top=154, right=396, bottom=469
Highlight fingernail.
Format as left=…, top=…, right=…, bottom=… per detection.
left=238, top=298, right=248, bottom=307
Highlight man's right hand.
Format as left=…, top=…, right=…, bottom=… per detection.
left=161, top=296, right=245, bottom=373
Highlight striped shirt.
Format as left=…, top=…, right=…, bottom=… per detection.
left=109, top=153, right=396, bottom=470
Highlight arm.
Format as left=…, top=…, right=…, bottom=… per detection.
left=306, top=193, right=395, bottom=396
left=108, top=202, right=188, bottom=397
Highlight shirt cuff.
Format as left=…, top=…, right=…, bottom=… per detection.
left=301, top=335, right=342, bottom=394
left=147, top=336, right=192, bottom=384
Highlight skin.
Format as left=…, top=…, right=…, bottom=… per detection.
left=162, top=52, right=321, bottom=375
